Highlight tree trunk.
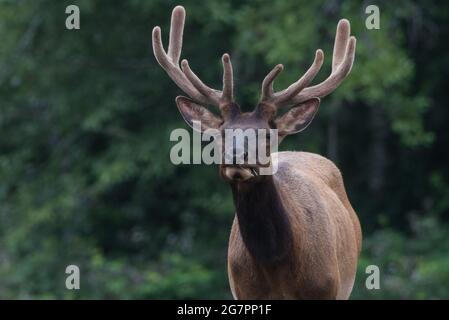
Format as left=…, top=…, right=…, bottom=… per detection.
left=369, top=105, right=387, bottom=194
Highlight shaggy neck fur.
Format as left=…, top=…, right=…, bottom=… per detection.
left=231, top=175, right=293, bottom=264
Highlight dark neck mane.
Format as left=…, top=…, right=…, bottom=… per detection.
left=231, top=176, right=293, bottom=264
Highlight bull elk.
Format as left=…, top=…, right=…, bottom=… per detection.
left=152, top=6, right=362, bottom=299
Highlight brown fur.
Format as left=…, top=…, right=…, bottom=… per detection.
left=227, top=151, right=362, bottom=300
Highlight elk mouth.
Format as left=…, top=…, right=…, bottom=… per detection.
left=221, top=165, right=258, bottom=182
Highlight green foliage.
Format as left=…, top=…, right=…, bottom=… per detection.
left=0, top=0, right=448, bottom=299
left=353, top=216, right=449, bottom=299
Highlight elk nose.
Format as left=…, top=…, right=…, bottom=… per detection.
left=223, top=167, right=254, bottom=181
left=235, top=147, right=250, bottom=162
left=224, top=147, right=247, bottom=164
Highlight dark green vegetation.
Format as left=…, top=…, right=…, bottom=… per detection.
left=1, top=0, right=448, bottom=299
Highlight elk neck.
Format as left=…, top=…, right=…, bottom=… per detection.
left=230, top=175, right=293, bottom=264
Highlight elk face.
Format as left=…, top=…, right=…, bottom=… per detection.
left=219, top=111, right=273, bottom=182
left=153, top=6, right=355, bottom=182
left=176, top=97, right=321, bottom=182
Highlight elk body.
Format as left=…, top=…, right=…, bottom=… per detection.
left=153, top=6, right=362, bottom=300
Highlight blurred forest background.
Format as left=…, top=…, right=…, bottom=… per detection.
left=1, top=0, right=449, bottom=299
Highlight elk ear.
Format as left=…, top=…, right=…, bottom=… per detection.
left=275, top=98, right=320, bottom=136
left=176, top=96, right=223, bottom=132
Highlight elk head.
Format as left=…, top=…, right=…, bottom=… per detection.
left=153, top=6, right=356, bottom=182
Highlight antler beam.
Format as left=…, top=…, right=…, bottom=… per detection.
left=152, top=6, right=234, bottom=108
left=260, top=19, right=356, bottom=108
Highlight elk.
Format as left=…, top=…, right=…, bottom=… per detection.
left=152, top=6, right=362, bottom=299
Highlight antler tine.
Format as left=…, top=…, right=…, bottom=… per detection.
left=259, top=19, right=356, bottom=108
left=222, top=53, right=234, bottom=104
left=271, top=49, right=324, bottom=105
left=261, top=64, right=284, bottom=102
left=167, top=5, right=185, bottom=64
left=181, top=59, right=220, bottom=102
left=332, top=19, right=350, bottom=72
left=152, top=6, right=234, bottom=108
left=181, top=54, right=235, bottom=107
